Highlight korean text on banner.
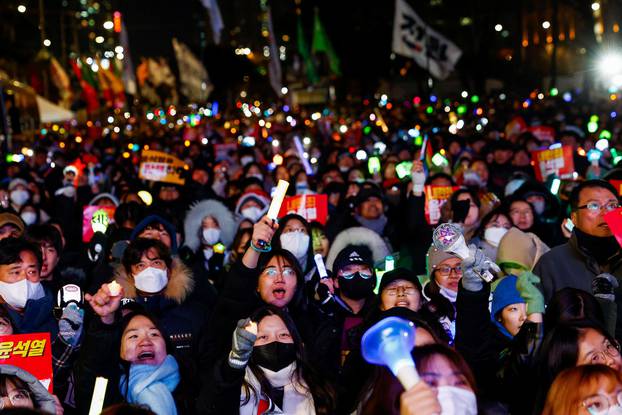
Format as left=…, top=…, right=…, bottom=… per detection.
left=278, top=194, right=328, bottom=224
left=139, top=150, right=186, bottom=185
left=531, top=145, right=575, bottom=182
left=0, top=333, right=53, bottom=392
left=424, top=185, right=459, bottom=225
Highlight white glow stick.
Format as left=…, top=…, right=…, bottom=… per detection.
left=88, top=377, right=108, bottom=415
left=267, top=180, right=289, bottom=221
left=314, top=253, right=329, bottom=279
left=419, top=135, right=428, bottom=161
left=293, top=135, right=313, bottom=175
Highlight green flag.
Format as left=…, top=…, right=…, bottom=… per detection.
left=297, top=14, right=319, bottom=84
left=79, top=59, right=99, bottom=91
left=311, top=8, right=341, bottom=76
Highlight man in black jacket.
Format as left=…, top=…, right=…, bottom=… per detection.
left=312, top=245, right=377, bottom=379
left=534, top=179, right=622, bottom=337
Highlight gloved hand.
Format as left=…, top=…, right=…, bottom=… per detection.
left=461, top=245, right=500, bottom=290
left=228, top=318, right=257, bottom=369
left=316, top=282, right=333, bottom=304
left=516, top=271, right=545, bottom=314
left=592, top=273, right=619, bottom=302
left=59, top=303, right=85, bottom=346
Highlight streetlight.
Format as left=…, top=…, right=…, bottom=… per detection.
left=542, top=21, right=551, bottom=29
left=43, top=39, right=51, bottom=47
left=494, top=24, right=503, bottom=32
left=103, top=21, right=114, bottom=30
left=17, top=5, right=26, bottom=13
left=592, top=2, right=601, bottom=11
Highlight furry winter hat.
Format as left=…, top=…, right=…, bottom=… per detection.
left=326, top=226, right=390, bottom=272
left=183, top=199, right=236, bottom=251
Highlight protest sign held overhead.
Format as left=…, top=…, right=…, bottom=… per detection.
left=392, top=0, right=462, bottom=79
left=531, top=145, right=575, bottom=181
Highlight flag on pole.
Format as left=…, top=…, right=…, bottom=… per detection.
left=49, top=57, right=73, bottom=107
left=311, top=8, right=341, bottom=76
left=296, top=14, right=318, bottom=85
left=119, top=22, right=137, bottom=95
left=172, top=38, right=213, bottom=102
left=265, top=7, right=283, bottom=97
left=392, top=0, right=462, bottom=80
left=200, top=0, right=224, bottom=45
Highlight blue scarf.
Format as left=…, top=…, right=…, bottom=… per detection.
left=119, top=354, right=180, bottom=415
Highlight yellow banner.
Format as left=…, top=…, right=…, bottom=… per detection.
left=138, top=150, right=186, bottom=185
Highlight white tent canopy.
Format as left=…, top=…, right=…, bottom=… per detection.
left=36, top=95, right=75, bottom=123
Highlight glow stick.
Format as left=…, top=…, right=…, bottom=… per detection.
left=419, top=135, right=428, bottom=161
left=267, top=180, right=289, bottom=221
left=88, top=377, right=108, bottom=415
left=293, top=136, right=313, bottom=175
left=314, top=253, right=329, bottom=279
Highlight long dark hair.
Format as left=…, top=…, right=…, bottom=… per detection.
left=544, top=288, right=606, bottom=330
left=534, top=320, right=617, bottom=414
left=242, top=306, right=336, bottom=414
left=257, top=248, right=305, bottom=308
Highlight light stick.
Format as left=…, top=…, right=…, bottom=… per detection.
left=88, top=377, right=108, bottom=415
left=362, top=317, right=419, bottom=389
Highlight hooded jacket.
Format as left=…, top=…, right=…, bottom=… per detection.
left=113, top=258, right=211, bottom=356
left=183, top=199, right=236, bottom=252
left=131, top=215, right=179, bottom=253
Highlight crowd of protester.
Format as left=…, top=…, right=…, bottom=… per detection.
left=1, top=91, right=622, bottom=414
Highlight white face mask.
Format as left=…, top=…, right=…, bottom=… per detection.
left=439, top=285, right=458, bottom=302
left=21, top=212, right=37, bottom=226
left=10, top=190, right=30, bottom=206
left=240, top=156, right=254, bottom=166
left=248, top=173, right=264, bottom=181
left=484, top=226, right=508, bottom=247
left=202, top=228, right=221, bottom=246
left=27, top=281, right=45, bottom=302
left=241, top=206, right=263, bottom=222
left=0, top=279, right=44, bottom=309
left=606, top=406, right=622, bottom=415
left=280, top=232, right=310, bottom=260
left=531, top=200, right=545, bottom=215
left=437, top=386, right=478, bottom=415
left=133, top=267, right=168, bottom=293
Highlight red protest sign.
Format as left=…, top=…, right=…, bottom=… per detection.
left=605, top=208, right=622, bottom=248
left=424, top=185, right=460, bottom=225
left=528, top=126, right=556, bottom=144
left=531, top=146, right=575, bottom=182
left=278, top=194, right=328, bottom=224
left=0, top=333, right=53, bottom=392
left=83, top=205, right=116, bottom=242
left=609, top=180, right=622, bottom=196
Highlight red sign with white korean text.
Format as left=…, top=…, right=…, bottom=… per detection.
left=278, top=194, right=328, bottom=224
left=531, top=146, right=575, bottom=182
left=424, top=185, right=460, bottom=225
left=0, top=333, right=53, bottom=392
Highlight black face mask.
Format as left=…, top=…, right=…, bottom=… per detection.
left=251, top=341, right=296, bottom=372
left=339, top=272, right=376, bottom=300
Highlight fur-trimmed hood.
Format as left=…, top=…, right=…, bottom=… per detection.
left=326, top=226, right=390, bottom=272
left=183, top=199, right=236, bottom=251
left=114, top=257, right=194, bottom=304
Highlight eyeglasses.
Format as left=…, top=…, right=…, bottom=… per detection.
left=577, top=201, right=620, bottom=213
left=510, top=209, right=533, bottom=217
left=585, top=340, right=621, bottom=365
left=436, top=265, right=462, bottom=277
left=262, top=267, right=296, bottom=279
left=581, top=391, right=622, bottom=415
left=340, top=271, right=373, bottom=280
left=6, top=389, right=31, bottom=405
left=384, top=286, right=418, bottom=296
